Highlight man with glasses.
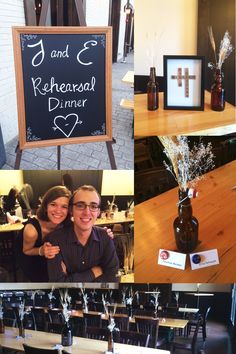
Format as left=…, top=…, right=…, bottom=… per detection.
left=47, top=185, right=119, bottom=282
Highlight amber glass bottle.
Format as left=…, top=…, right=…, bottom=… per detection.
left=173, top=189, right=198, bottom=253
left=147, top=67, right=159, bottom=110
left=108, top=332, right=114, bottom=352
left=211, top=69, right=225, bottom=111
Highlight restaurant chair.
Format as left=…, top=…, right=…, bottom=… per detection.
left=3, top=307, right=17, bottom=327
left=31, top=308, right=47, bottom=331
left=85, top=326, right=109, bottom=341
left=48, top=322, right=64, bottom=334
left=134, top=316, right=166, bottom=349
left=107, top=305, right=127, bottom=315
left=112, top=314, right=129, bottom=331
left=47, top=309, right=64, bottom=325
left=221, top=137, right=236, bottom=164
left=94, top=302, right=104, bottom=313
left=83, top=313, right=102, bottom=329
left=188, top=307, right=211, bottom=341
left=113, top=233, right=133, bottom=273
left=23, top=344, right=59, bottom=354
left=119, top=330, right=150, bottom=347
left=23, top=312, right=36, bottom=330
left=135, top=167, right=177, bottom=204
left=0, top=231, right=18, bottom=281
left=171, top=318, right=201, bottom=353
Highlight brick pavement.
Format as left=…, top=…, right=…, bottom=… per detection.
left=1, top=52, right=134, bottom=170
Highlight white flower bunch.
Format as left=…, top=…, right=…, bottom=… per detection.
left=107, top=317, right=119, bottom=333
left=59, top=289, right=71, bottom=323
left=160, top=136, right=215, bottom=191
left=208, top=27, right=234, bottom=71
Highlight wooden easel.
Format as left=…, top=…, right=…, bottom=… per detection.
left=15, top=0, right=117, bottom=170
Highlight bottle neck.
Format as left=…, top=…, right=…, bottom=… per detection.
left=178, top=190, right=192, bottom=219
left=149, top=67, right=156, bottom=82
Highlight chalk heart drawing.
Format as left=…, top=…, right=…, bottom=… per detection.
left=53, top=113, right=80, bottom=138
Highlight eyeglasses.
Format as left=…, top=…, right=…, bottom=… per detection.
left=72, top=201, right=100, bottom=211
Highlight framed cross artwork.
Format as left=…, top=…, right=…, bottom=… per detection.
left=163, top=55, right=205, bottom=110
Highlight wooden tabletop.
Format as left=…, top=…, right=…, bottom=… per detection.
left=0, top=222, right=24, bottom=232
left=178, top=307, right=199, bottom=313
left=122, top=70, right=134, bottom=84
left=0, top=327, right=170, bottom=354
left=134, top=91, right=236, bottom=136
left=95, top=212, right=134, bottom=226
left=134, top=161, right=236, bottom=283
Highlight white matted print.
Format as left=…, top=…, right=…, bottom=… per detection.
left=164, top=56, right=205, bottom=110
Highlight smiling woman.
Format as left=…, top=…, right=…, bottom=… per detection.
left=16, top=185, right=71, bottom=282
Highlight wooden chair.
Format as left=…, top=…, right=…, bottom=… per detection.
left=85, top=326, right=109, bottom=341
left=172, top=318, right=201, bottom=353
left=83, top=312, right=102, bottom=329
left=23, top=344, right=59, bottom=354
left=119, top=330, right=150, bottom=347
left=112, top=314, right=129, bottom=331
left=135, top=166, right=177, bottom=204
left=113, top=233, right=133, bottom=273
left=3, top=307, right=17, bottom=327
left=221, top=137, right=236, bottom=164
left=47, top=322, right=64, bottom=334
left=188, top=307, right=211, bottom=341
left=134, top=316, right=166, bottom=349
left=31, top=308, right=47, bottom=331
left=0, top=231, right=17, bottom=281
left=47, top=309, right=64, bottom=325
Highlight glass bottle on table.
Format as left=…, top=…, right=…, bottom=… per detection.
left=147, top=67, right=159, bottom=110
left=211, top=69, right=225, bottom=111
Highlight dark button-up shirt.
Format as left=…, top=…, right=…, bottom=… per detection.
left=47, top=225, right=119, bottom=282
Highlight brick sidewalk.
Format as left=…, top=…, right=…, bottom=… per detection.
left=2, top=52, right=134, bottom=170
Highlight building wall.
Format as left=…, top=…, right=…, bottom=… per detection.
left=86, top=0, right=110, bottom=25
left=135, top=0, right=198, bottom=76
left=0, top=0, right=25, bottom=144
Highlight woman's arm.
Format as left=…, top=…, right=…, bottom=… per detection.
left=23, top=223, right=60, bottom=257
left=23, top=223, right=41, bottom=256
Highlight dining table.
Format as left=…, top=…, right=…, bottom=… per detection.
left=134, top=91, right=236, bottom=136
left=134, top=160, right=236, bottom=283
left=0, top=327, right=170, bottom=353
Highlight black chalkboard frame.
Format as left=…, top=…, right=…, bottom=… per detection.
left=12, top=26, right=112, bottom=149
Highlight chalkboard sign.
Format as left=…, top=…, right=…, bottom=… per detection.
left=12, top=27, right=112, bottom=149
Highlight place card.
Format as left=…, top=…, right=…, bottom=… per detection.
left=158, top=249, right=186, bottom=270
left=190, top=249, right=219, bottom=270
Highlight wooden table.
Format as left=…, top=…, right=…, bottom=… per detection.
left=122, top=70, right=134, bottom=85
left=95, top=212, right=134, bottom=228
left=134, top=161, right=236, bottom=282
left=0, top=223, right=24, bottom=232
left=0, top=327, right=170, bottom=353
left=178, top=307, right=199, bottom=314
left=134, top=91, right=236, bottom=136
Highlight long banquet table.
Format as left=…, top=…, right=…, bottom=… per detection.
left=134, top=91, right=236, bottom=136
left=134, top=161, right=236, bottom=283
left=0, top=327, right=170, bottom=354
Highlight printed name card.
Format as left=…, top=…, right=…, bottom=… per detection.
left=158, top=249, right=186, bottom=270
left=190, top=249, right=219, bottom=270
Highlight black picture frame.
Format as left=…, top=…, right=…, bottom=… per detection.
left=164, top=55, right=205, bottom=110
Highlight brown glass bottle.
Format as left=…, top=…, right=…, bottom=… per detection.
left=0, top=318, right=5, bottom=334
left=211, top=69, right=225, bottom=111
left=18, top=321, right=25, bottom=338
left=108, top=332, right=114, bottom=352
left=173, top=189, right=198, bottom=253
left=147, top=67, right=159, bottom=110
